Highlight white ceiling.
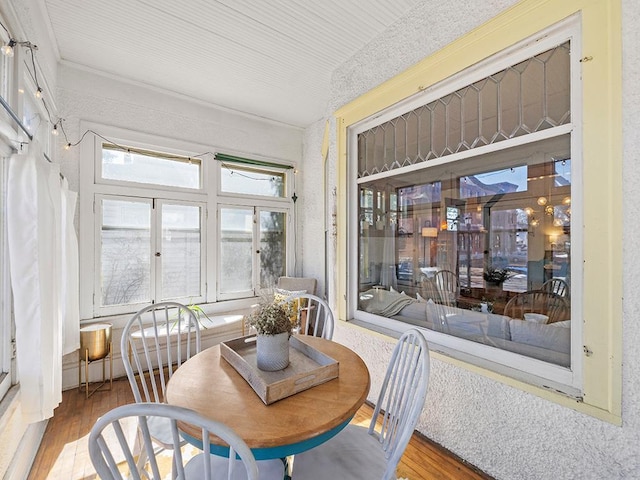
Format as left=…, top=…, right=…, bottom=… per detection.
left=41, top=0, right=423, bottom=128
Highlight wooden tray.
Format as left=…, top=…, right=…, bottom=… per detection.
left=220, top=335, right=339, bottom=405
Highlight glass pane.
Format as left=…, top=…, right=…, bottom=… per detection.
left=219, top=208, right=253, bottom=294
left=101, top=199, right=151, bottom=305
left=356, top=41, right=571, bottom=177
left=259, top=211, right=286, bottom=289
left=161, top=204, right=201, bottom=300
left=459, top=165, right=528, bottom=199
left=220, top=164, right=285, bottom=197
left=357, top=135, right=572, bottom=367
left=102, top=145, right=200, bottom=189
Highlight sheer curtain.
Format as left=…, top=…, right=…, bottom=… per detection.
left=380, top=225, right=398, bottom=290
left=7, top=144, right=79, bottom=423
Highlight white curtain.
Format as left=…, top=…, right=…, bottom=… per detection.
left=7, top=144, right=79, bottom=423
left=380, top=225, right=398, bottom=290
left=61, top=179, right=80, bottom=355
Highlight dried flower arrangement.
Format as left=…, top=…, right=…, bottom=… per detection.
left=245, top=301, right=293, bottom=336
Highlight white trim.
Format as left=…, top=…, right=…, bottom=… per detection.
left=79, top=122, right=295, bottom=319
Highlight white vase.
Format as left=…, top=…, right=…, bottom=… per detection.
left=256, top=332, right=290, bottom=371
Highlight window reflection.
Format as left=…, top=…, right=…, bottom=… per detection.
left=358, top=135, right=571, bottom=367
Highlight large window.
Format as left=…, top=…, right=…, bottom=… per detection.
left=349, top=22, right=583, bottom=394
left=80, top=129, right=293, bottom=318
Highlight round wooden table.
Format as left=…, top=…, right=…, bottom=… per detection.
left=165, top=335, right=370, bottom=460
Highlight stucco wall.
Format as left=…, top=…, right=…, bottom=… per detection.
left=302, top=1, right=640, bottom=479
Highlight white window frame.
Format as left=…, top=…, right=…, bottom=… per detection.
left=216, top=203, right=292, bottom=301
left=79, top=122, right=295, bottom=320
left=348, top=18, right=583, bottom=396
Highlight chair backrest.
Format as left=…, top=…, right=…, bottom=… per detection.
left=419, top=277, right=442, bottom=304
left=285, top=293, right=335, bottom=340
left=277, top=276, right=318, bottom=296
left=542, top=277, right=570, bottom=297
left=121, top=302, right=201, bottom=404
left=369, top=329, right=430, bottom=480
left=434, top=270, right=459, bottom=307
left=88, top=402, right=259, bottom=480
left=503, top=290, right=571, bottom=323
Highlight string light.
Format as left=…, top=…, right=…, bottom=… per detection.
left=0, top=18, right=295, bottom=191
left=1, top=39, right=15, bottom=57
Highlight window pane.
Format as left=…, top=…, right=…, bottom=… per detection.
left=102, top=145, right=200, bottom=189
left=356, top=41, right=571, bottom=177
left=220, top=164, right=285, bottom=197
left=358, top=135, right=572, bottom=367
left=101, top=199, right=151, bottom=305
left=161, top=204, right=202, bottom=300
left=259, top=211, right=286, bottom=288
left=219, top=208, right=253, bottom=294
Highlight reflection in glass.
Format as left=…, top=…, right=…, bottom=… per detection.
left=357, top=135, right=572, bottom=367
left=161, top=204, right=201, bottom=300
left=100, top=199, right=151, bottom=306
left=219, top=208, right=253, bottom=294
left=259, top=211, right=286, bottom=288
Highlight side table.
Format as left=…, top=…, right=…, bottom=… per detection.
left=78, top=323, right=113, bottom=398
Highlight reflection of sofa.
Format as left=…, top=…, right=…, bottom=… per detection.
left=359, top=289, right=570, bottom=367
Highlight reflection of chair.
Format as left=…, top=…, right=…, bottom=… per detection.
left=286, top=293, right=334, bottom=340
left=121, top=302, right=201, bottom=475
left=88, top=402, right=284, bottom=480
left=542, top=278, right=569, bottom=297
left=434, top=270, right=459, bottom=307
left=419, top=277, right=441, bottom=303
left=292, top=329, right=431, bottom=480
left=503, top=290, right=570, bottom=323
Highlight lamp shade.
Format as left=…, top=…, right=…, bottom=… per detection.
left=421, top=227, right=438, bottom=238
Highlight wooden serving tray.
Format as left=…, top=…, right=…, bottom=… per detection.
left=220, top=334, right=339, bottom=405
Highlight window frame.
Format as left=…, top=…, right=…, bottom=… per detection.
left=335, top=1, right=622, bottom=422
left=350, top=23, right=581, bottom=391
left=79, top=123, right=295, bottom=320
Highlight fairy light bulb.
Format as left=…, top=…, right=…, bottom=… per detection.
left=64, top=143, right=71, bottom=150
left=51, top=124, right=59, bottom=136
left=524, top=207, right=533, bottom=216
left=537, top=196, right=548, bottom=206
left=1, top=40, right=15, bottom=57
left=34, top=87, right=42, bottom=99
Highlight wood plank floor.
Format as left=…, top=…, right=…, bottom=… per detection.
left=27, top=377, right=492, bottom=479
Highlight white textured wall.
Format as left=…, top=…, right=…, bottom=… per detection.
left=303, top=1, right=640, bottom=479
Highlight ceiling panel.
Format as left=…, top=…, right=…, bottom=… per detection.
left=42, top=0, right=423, bottom=127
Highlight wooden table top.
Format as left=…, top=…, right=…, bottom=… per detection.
left=165, top=335, right=370, bottom=457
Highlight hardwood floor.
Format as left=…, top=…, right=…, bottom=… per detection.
left=28, top=377, right=492, bottom=479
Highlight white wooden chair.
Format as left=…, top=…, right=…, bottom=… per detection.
left=285, top=293, right=334, bottom=340
left=120, top=302, right=201, bottom=474
left=291, top=329, right=431, bottom=480
left=542, top=277, right=570, bottom=297
left=88, top=402, right=276, bottom=480
left=434, top=269, right=459, bottom=307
